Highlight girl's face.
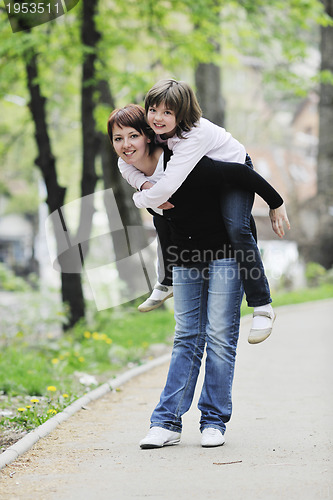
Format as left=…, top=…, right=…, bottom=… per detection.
left=146, top=103, right=177, bottom=138
left=112, top=124, right=150, bottom=164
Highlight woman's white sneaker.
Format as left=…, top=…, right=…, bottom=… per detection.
left=139, top=427, right=181, bottom=449
left=201, top=428, right=225, bottom=448
left=138, top=283, right=173, bottom=312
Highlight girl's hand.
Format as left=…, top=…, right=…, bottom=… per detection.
left=139, top=181, right=174, bottom=209
left=269, top=203, right=291, bottom=238
left=140, top=181, right=155, bottom=190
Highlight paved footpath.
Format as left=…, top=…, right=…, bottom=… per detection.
left=1, top=300, right=333, bottom=500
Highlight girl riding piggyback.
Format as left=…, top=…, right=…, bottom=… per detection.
left=117, top=79, right=290, bottom=343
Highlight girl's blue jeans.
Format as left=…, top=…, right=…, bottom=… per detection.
left=220, top=154, right=271, bottom=307
left=150, top=258, right=243, bottom=435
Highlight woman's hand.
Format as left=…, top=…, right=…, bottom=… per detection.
left=269, top=203, right=291, bottom=238
left=158, top=201, right=175, bottom=210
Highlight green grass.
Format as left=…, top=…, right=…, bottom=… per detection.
left=241, top=283, right=333, bottom=316
left=0, top=306, right=175, bottom=397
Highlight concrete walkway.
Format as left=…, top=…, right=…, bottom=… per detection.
left=1, top=300, right=333, bottom=499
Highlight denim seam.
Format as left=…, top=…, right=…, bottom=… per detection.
left=174, top=278, right=206, bottom=420
left=226, top=282, right=243, bottom=416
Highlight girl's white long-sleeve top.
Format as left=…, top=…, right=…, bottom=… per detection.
left=117, top=118, right=246, bottom=210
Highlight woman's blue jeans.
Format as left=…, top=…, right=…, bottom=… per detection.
left=150, top=258, right=243, bottom=435
left=220, top=154, right=271, bottom=307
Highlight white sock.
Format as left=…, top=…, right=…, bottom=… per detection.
left=252, top=304, right=274, bottom=329
left=150, top=283, right=172, bottom=301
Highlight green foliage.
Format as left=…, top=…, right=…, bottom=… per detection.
left=317, top=70, right=333, bottom=86
left=0, top=346, right=65, bottom=396
left=0, top=263, right=31, bottom=292
left=4, top=191, right=39, bottom=215
left=305, top=262, right=328, bottom=287
left=1, top=391, right=78, bottom=434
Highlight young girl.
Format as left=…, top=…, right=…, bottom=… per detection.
left=108, top=104, right=289, bottom=344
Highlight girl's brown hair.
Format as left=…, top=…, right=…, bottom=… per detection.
left=144, top=79, right=202, bottom=138
left=107, top=104, right=155, bottom=152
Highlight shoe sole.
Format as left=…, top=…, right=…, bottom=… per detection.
left=140, top=438, right=180, bottom=449
left=201, top=439, right=225, bottom=448
left=248, top=331, right=272, bottom=344
left=138, top=293, right=173, bottom=313
left=248, top=314, right=276, bottom=344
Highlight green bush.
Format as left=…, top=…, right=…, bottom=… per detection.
left=0, top=262, right=31, bottom=292
left=305, top=262, right=327, bottom=287
left=321, top=267, right=333, bottom=285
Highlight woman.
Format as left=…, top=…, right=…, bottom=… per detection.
left=107, top=105, right=289, bottom=447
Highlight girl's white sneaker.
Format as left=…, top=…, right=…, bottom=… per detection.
left=248, top=310, right=276, bottom=344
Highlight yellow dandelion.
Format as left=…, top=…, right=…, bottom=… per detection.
left=30, top=398, right=40, bottom=403
left=51, top=358, right=59, bottom=364
left=26, top=405, right=32, bottom=409
left=92, top=332, right=100, bottom=340
left=105, top=338, right=112, bottom=345
left=100, top=333, right=107, bottom=341
left=47, top=409, right=57, bottom=415
left=83, top=331, right=91, bottom=339
left=78, top=356, right=85, bottom=363
left=17, top=407, right=26, bottom=412
left=62, top=394, right=69, bottom=398
left=47, top=386, right=57, bottom=392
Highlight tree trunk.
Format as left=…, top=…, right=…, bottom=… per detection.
left=317, top=0, right=333, bottom=203
left=315, top=0, right=333, bottom=268
left=81, top=0, right=99, bottom=198
left=77, top=0, right=100, bottom=268
left=195, top=62, right=225, bottom=126
left=25, top=51, right=86, bottom=328
left=298, top=1, right=333, bottom=268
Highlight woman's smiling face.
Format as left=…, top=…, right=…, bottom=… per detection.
left=112, top=125, right=151, bottom=164
left=146, top=103, right=177, bottom=138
